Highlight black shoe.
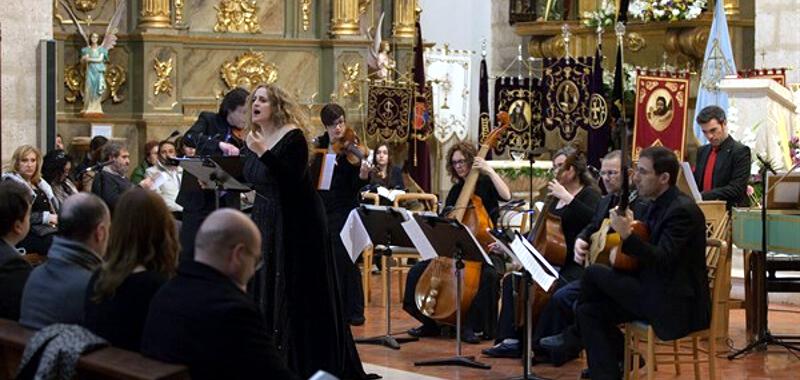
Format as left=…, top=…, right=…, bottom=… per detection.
left=348, top=315, right=365, bottom=326
left=481, top=341, right=521, bottom=358
left=407, top=324, right=440, bottom=338
left=461, top=328, right=480, bottom=344
left=539, top=332, right=582, bottom=367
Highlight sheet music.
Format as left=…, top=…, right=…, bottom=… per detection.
left=339, top=208, right=371, bottom=263
left=400, top=210, right=438, bottom=261
left=318, top=153, right=337, bottom=190
left=680, top=162, right=702, bottom=202
left=465, top=225, right=493, bottom=266
left=512, top=232, right=558, bottom=291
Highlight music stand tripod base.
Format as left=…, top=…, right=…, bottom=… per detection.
left=414, top=355, right=491, bottom=369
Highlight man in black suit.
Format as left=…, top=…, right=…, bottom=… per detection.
left=693, top=105, right=751, bottom=208
left=0, top=181, right=33, bottom=321
left=577, top=146, right=710, bottom=380
left=141, top=209, right=298, bottom=380
left=91, top=141, right=133, bottom=214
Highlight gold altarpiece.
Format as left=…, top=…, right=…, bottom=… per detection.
left=53, top=0, right=417, bottom=166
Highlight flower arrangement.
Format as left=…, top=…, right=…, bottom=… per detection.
left=790, top=135, right=800, bottom=167
left=602, top=63, right=637, bottom=102
left=583, top=0, right=616, bottom=29
left=629, top=0, right=707, bottom=22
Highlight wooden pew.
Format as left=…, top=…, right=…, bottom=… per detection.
left=0, top=319, right=189, bottom=380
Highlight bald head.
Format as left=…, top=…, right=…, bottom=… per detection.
left=58, top=193, right=111, bottom=255
left=195, top=209, right=262, bottom=290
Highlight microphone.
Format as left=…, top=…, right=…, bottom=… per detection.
left=78, top=159, right=114, bottom=175
left=756, top=154, right=777, bottom=176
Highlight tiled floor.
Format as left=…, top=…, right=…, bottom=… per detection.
left=354, top=274, right=800, bottom=380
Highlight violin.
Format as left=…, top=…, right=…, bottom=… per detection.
left=331, top=127, right=369, bottom=166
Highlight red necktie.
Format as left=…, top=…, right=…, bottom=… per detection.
left=702, top=146, right=718, bottom=192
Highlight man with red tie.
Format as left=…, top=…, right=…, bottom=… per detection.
left=693, top=105, right=751, bottom=208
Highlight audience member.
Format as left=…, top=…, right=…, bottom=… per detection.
left=84, top=189, right=178, bottom=351
left=2, top=145, right=58, bottom=254
left=42, top=149, right=79, bottom=208
left=19, top=193, right=110, bottom=330
left=131, top=140, right=160, bottom=185
left=91, top=142, right=133, bottom=214
left=55, top=134, right=65, bottom=151
left=0, top=181, right=34, bottom=320
left=369, top=143, right=404, bottom=189
left=176, top=135, right=196, bottom=158
left=74, top=135, right=108, bottom=191
left=142, top=209, right=298, bottom=380
left=145, top=140, right=183, bottom=214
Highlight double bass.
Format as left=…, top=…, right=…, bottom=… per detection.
left=414, top=114, right=509, bottom=324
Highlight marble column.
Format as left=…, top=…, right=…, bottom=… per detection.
left=331, top=0, right=360, bottom=36
left=139, top=0, right=171, bottom=29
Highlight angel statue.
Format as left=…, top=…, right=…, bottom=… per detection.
left=367, top=12, right=395, bottom=80
left=59, top=0, right=126, bottom=116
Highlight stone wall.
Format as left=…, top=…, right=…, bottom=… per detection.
left=756, top=0, right=800, bottom=84
left=0, top=0, right=53, bottom=165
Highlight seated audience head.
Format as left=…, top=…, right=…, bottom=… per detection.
left=634, top=146, right=679, bottom=200
left=143, top=140, right=160, bottom=167
left=55, top=134, right=65, bottom=150
left=92, top=188, right=178, bottom=302
left=220, top=87, right=250, bottom=130
left=176, top=135, right=196, bottom=158
left=446, top=141, right=478, bottom=182
left=11, top=145, right=43, bottom=184
left=58, top=193, right=111, bottom=257
left=42, top=149, right=73, bottom=185
left=89, top=135, right=109, bottom=162
left=158, top=140, right=178, bottom=165
left=599, top=150, right=625, bottom=194
left=102, top=141, right=131, bottom=176
left=0, top=181, right=33, bottom=246
left=696, top=105, right=728, bottom=147
left=320, top=103, right=346, bottom=141
left=372, top=144, right=392, bottom=170
left=194, top=209, right=261, bottom=291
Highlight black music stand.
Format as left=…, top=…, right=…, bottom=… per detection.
left=411, top=214, right=491, bottom=370
left=490, top=229, right=552, bottom=380
left=178, top=157, right=250, bottom=209
left=353, top=205, right=419, bottom=349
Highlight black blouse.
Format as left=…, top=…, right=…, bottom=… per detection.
left=549, top=186, right=601, bottom=282
left=445, top=174, right=508, bottom=225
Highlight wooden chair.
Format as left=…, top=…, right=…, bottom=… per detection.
left=360, top=192, right=381, bottom=306
left=622, top=238, right=728, bottom=380
left=0, top=319, right=188, bottom=380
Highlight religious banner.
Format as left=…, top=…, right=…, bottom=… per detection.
left=411, top=85, right=435, bottom=140
left=632, top=70, right=691, bottom=161
left=425, top=46, right=472, bottom=143
left=738, top=68, right=788, bottom=87
left=477, top=56, right=492, bottom=147
left=541, top=56, right=596, bottom=142
left=493, top=76, right=543, bottom=156
left=366, top=84, right=413, bottom=142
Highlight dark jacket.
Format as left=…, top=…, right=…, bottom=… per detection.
left=369, top=165, right=405, bottom=189
left=693, top=135, right=751, bottom=208
left=19, top=236, right=103, bottom=330
left=314, top=133, right=369, bottom=221
left=552, top=186, right=601, bottom=282
left=577, top=192, right=649, bottom=242
left=621, top=186, right=710, bottom=341
left=91, top=168, right=133, bottom=214
left=0, top=240, right=32, bottom=320
left=141, top=261, right=298, bottom=380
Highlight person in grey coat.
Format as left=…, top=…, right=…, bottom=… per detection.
left=19, top=193, right=110, bottom=330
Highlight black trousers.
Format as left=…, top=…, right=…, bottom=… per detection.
left=329, top=212, right=364, bottom=320
left=495, top=275, right=577, bottom=344
left=403, top=258, right=499, bottom=337
left=576, top=265, right=644, bottom=380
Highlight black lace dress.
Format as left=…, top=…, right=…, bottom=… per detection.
left=243, top=129, right=371, bottom=380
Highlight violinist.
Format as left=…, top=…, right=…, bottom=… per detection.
left=314, top=103, right=372, bottom=326
left=482, top=146, right=600, bottom=361
left=576, top=146, right=709, bottom=380
left=402, top=141, right=510, bottom=344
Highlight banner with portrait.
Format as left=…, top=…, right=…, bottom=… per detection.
left=632, top=70, right=691, bottom=161
left=366, top=84, right=414, bottom=142
left=425, top=47, right=472, bottom=143
left=541, top=56, right=596, bottom=142
left=738, top=68, right=787, bottom=87
left=493, top=76, right=543, bottom=156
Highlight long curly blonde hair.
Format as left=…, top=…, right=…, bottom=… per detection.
left=246, top=84, right=311, bottom=137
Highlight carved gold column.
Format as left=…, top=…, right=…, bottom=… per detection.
left=331, top=0, right=360, bottom=36
left=393, top=0, right=415, bottom=39
left=723, top=0, right=740, bottom=16
left=139, top=0, right=171, bottom=29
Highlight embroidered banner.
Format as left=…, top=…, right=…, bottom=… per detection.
left=425, top=47, right=472, bottom=143
left=411, top=85, right=435, bottom=140
left=493, top=76, right=543, bottom=156
left=542, top=56, right=596, bottom=142
left=632, top=70, right=691, bottom=161
left=366, top=84, right=413, bottom=142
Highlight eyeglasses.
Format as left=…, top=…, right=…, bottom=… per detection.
left=600, top=170, right=619, bottom=177
left=451, top=159, right=468, bottom=167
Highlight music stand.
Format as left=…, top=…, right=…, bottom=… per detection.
left=353, top=205, right=419, bottom=349
left=411, top=214, right=492, bottom=370
left=178, top=157, right=250, bottom=209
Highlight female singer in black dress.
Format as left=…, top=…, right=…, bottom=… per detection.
left=242, top=84, right=372, bottom=380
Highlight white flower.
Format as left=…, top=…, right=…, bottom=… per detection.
left=687, top=5, right=702, bottom=19
left=653, top=8, right=666, bottom=18
left=671, top=9, right=681, bottom=16
left=629, top=1, right=645, bottom=17
left=660, top=0, right=670, bottom=6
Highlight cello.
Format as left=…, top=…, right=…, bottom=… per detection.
left=414, top=114, right=509, bottom=324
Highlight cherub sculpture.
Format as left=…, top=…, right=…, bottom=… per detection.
left=59, top=0, right=126, bottom=116
left=366, top=12, right=395, bottom=80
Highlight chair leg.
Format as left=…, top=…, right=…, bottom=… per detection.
left=397, top=270, right=406, bottom=301
left=673, top=339, right=681, bottom=374
left=362, top=248, right=372, bottom=307
left=646, top=328, right=655, bottom=380
left=624, top=328, right=632, bottom=380
left=709, top=333, right=717, bottom=380
left=692, top=336, right=700, bottom=380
